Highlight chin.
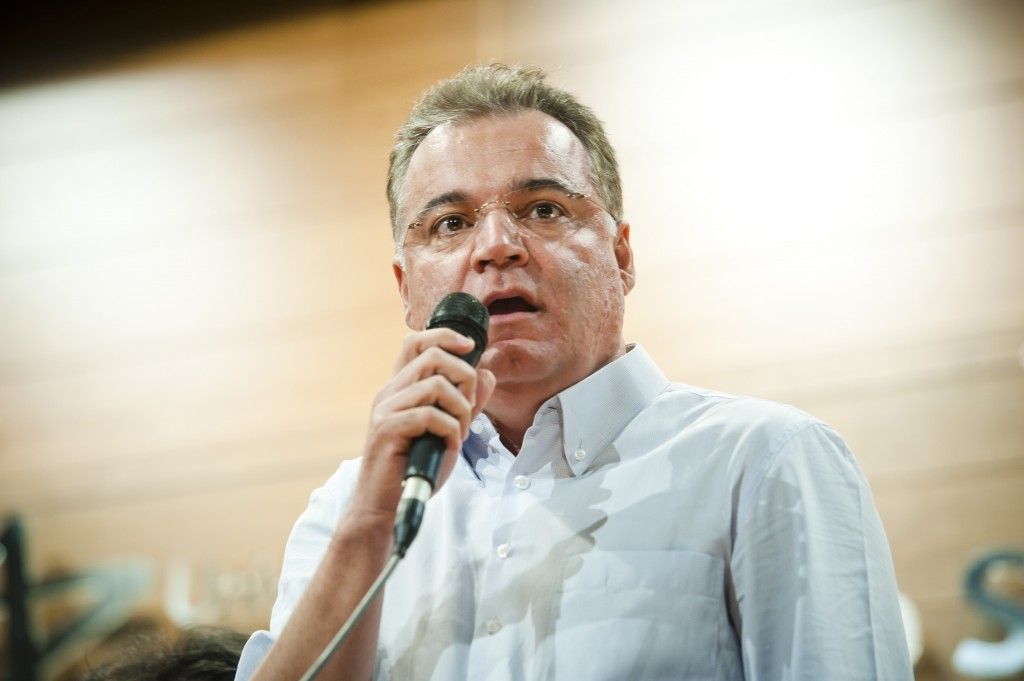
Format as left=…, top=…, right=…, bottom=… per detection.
left=481, top=341, right=553, bottom=384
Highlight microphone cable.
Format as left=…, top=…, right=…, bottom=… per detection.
left=297, top=552, right=400, bottom=681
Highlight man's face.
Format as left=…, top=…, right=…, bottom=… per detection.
left=393, top=110, right=635, bottom=399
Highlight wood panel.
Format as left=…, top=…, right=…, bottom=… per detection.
left=0, top=0, right=1021, bottom=678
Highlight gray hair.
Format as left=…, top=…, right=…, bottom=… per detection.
left=387, top=63, right=623, bottom=252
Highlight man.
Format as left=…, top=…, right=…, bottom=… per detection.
left=235, top=64, right=912, bottom=680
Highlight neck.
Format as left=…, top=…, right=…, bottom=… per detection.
left=482, top=343, right=631, bottom=454
left=483, top=393, right=544, bottom=456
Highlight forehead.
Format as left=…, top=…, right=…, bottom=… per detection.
left=402, top=110, right=591, bottom=216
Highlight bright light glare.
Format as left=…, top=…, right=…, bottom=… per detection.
left=681, top=26, right=886, bottom=248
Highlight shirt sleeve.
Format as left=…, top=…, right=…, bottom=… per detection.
left=233, top=459, right=361, bottom=681
left=729, top=420, right=913, bottom=680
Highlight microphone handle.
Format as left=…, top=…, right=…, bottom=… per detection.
left=404, top=433, right=446, bottom=488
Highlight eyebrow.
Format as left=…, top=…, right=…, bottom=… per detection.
left=416, top=190, right=470, bottom=218
left=411, top=177, right=582, bottom=224
left=512, top=177, right=578, bottom=194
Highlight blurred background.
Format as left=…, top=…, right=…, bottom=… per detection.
left=1, top=0, right=1022, bottom=678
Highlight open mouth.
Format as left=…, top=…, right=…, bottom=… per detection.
left=487, top=296, right=538, bottom=316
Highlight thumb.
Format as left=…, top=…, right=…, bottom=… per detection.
left=473, top=369, right=496, bottom=417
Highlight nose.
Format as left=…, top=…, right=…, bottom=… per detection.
left=470, top=205, right=529, bottom=272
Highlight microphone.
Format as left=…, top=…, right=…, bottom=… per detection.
left=393, top=292, right=489, bottom=557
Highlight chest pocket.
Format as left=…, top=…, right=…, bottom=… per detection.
left=545, top=549, right=726, bottom=680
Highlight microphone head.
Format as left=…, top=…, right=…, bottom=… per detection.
left=427, top=292, right=489, bottom=366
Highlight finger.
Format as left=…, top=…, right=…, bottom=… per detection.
left=393, top=328, right=475, bottom=373
left=386, top=405, right=466, bottom=462
left=472, top=369, right=496, bottom=420
left=378, top=373, right=475, bottom=438
left=389, top=345, right=479, bottom=406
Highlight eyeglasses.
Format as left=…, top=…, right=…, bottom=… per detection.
left=404, top=183, right=609, bottom=254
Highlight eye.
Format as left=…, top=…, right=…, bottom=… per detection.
left=431, top=213, right=473, bottom=236
left=523, top=201, right=568, bottom=221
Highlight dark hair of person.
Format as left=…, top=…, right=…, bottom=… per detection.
left=78, top=626, right=247, bottom=681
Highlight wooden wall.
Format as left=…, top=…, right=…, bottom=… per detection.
left=1, top=0, right=1021, bottom=678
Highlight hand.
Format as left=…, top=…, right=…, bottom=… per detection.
left=350, top=328, right=496, bottom=522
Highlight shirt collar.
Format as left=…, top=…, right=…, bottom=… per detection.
left=555, top=343, right=668, bottom=476
left=461, top=344, right=669, bottom=478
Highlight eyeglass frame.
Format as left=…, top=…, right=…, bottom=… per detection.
left=402, top=180, right=614, bottom=251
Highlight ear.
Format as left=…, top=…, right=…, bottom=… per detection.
left=393, top=257, right=414, bottom=328
left=614, top=222, right=636, bottom=295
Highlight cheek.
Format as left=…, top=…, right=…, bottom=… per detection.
left=570, top=231, right=623, bottom=282
left=555, top=240, right=626, bottom=314
left=404, top=266, right=460, bottom=330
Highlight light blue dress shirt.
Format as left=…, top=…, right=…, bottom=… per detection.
left=236, top=345, right=912, bottom=680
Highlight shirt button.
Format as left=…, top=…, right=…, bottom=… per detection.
left=573, top=448, right=586, bottom=461
left=485, top=618, right=502, bottom=635
left=470, top=421, right=484, bottom=435
left=496, top=543, right=510, bottom=559
left=513, top=475, right=530, bottom=490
